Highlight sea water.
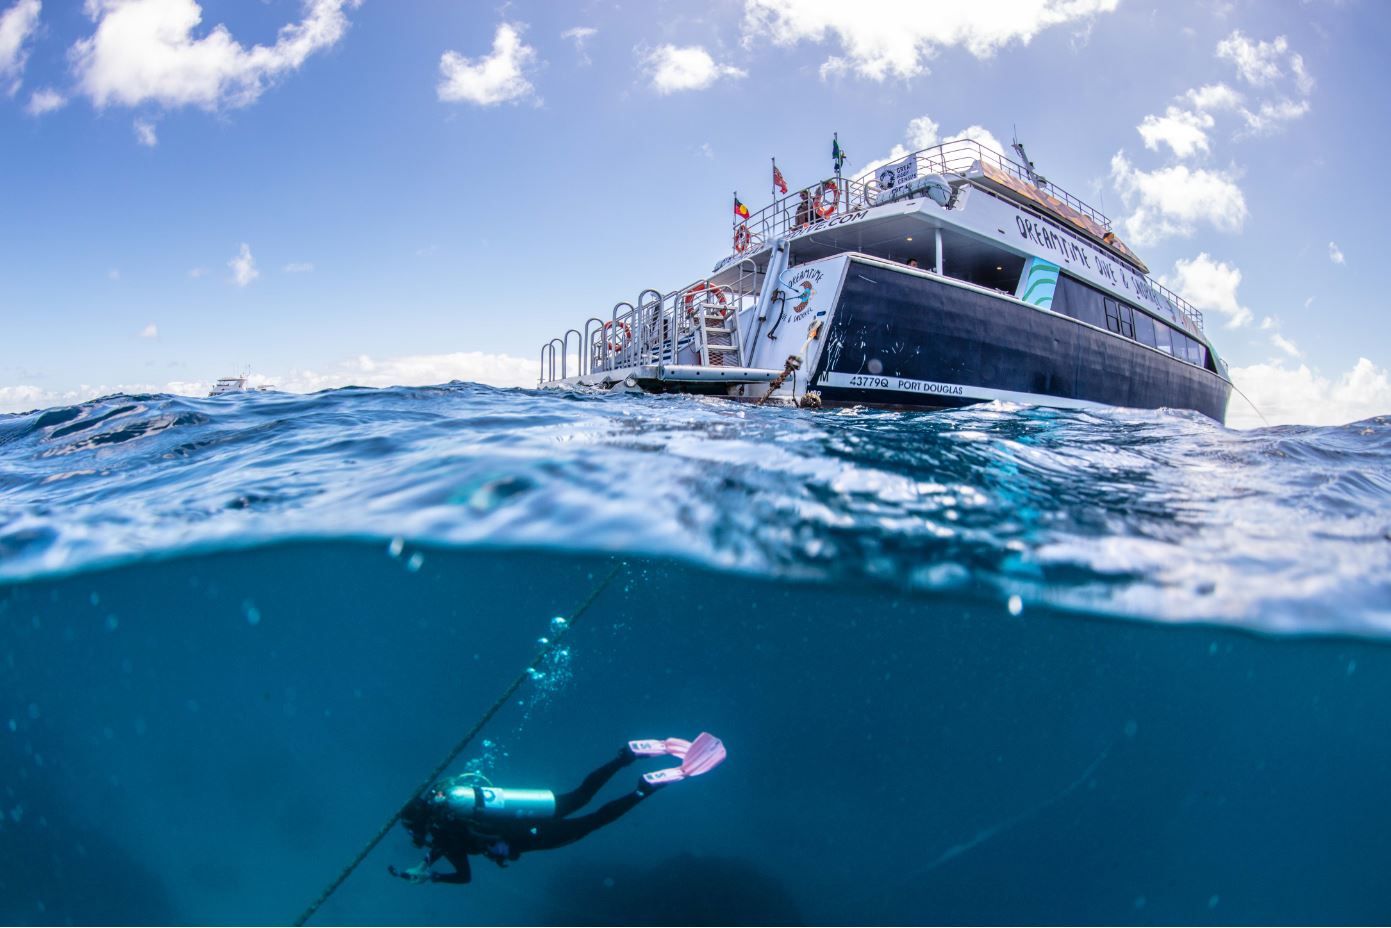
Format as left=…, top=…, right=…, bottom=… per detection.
left=1, top=384, right=1388, bottom=925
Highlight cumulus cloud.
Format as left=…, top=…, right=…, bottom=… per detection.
left=858, top=115, right=1004, bottom=180
left=1270, top=332, right=1301, bottom=358
left=742, top=0, right=1119, bottom=81
left=0, top=0, right=41, bottom=95
left=0, top=351, right=540, bottom=415
left=437, top=22, right=539, bottom=106
left=1159, top=253, right=1252, bottom=328
left=228, top=242, right=257, bottom=286
left=1217, top=31, right=1294, bottom=87
left=25, top=86, right=66, bottom=115
left=1227, top=357, right=1391, bottom=428
left=133, top=116, right=156, bottom=145
left=71, top=0, right=361, bottom=111
left=1137, top=106, right=1214, bottom=158
left=138, top=322, right=158, bottom=338
left=1328, top=241, right=1345, bottom=265
left=1185, top=82, right=1242, bottom=112
left=640, top=44, right=746, bottom=94
left=1110, top=152, right=1247, bottom=245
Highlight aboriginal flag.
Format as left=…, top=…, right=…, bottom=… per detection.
left=734, top=195, right=750, bottom=219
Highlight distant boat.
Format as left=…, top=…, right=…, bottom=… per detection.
left=208, top=375, right=275, bottom=397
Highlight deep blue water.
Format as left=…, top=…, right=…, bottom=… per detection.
left=1, top=384, right=1389, bottom=925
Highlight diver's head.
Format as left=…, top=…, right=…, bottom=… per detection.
left=400, top=794, right=434, bottom=847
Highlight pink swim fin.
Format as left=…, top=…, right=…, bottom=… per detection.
left=642, top=732, right=726, bottom=786
left=628, top=737, right=692, bottom=758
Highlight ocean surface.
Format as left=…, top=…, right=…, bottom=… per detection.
left=1, top=383, right=1388, bottom=925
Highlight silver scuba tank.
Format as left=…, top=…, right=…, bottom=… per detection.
left=437, top=784, right=556, bottom=821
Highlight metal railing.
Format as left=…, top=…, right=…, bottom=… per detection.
left=540, top=261, right=760, bottom=385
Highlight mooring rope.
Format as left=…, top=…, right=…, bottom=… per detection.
left=293, top=561, right=625, bottom=926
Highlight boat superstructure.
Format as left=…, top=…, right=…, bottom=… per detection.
left=540, top=138, right=1233, bottom=422
left=208, top=375, right=275, bottom=397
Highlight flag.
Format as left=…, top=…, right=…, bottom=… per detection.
left=772, top=161, right=788, bottom=195
left=832, top=135, right=846, bottom=172
left=734, top=194, right=750, bottom=219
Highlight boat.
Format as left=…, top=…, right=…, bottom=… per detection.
left=208, top=375, right=275, bottom=397
left=539, top=138, right=1233, bottom=422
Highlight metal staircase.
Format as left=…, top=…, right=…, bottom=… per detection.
left=692, top=296, right=742, bottom=368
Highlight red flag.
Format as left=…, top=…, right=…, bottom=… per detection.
left=773, top=162, right=788, bottom=195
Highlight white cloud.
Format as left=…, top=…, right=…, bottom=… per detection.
left=1270, top=332, right=1301, bottom=358
left=741, top=0, right=1119, bottom=81
left=858, top=118, right=1005, bottom=183
left=187, top=266, right=206, bottom=278
left=133, top=116, right=156, bottom=146
left=437, top=22, right=539, bottom=106
left=71, top=0, right=360, bottom=111
left=138, top=322, right=158, bottom=338
left=25, top=86, right=66, bottom=114
left=283, top=261, right=314, bottom=273
left=0, top=350, right=541, bottom=415
left=1239, top=96, right=1309, bottom=135
left=1110, top=152, right=1247, bottom=245
left=561, top=25, right=596, bottom=64
left=1137, top=106, right=1214, bottom=158
left=1328, top=241, right=1345, bottom=265
left=1159, top=253, right=1252, bottom=328
left=1228, top=357, right=1391, bottom=428
left=108, top=268, right=120, bottom=280
left=278, top=351, right=537, bottom=393
left=1216, top=31, right=1290, bottom=87
left=228, top=242, right=257, bottom=286
left=640, top=44, right=746, bottom=94
left=1185, top=82, right=1242, bottom=112
left=0, top=0, right=41, bottom=95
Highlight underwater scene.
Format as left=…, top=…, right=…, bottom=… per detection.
left=2, top=384, right=1389, bottom=925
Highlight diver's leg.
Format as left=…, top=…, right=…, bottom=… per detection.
left=523, top=782, right=659, bottom=851
left=552, top=745, right=635, bottom=817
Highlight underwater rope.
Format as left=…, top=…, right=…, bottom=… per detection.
left=293, top=561, right=625, bottom=926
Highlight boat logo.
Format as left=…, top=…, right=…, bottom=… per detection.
left=781, top=266, right=825, bottom=319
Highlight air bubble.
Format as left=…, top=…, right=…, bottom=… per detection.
left=1007, top=595, right=1023, bottom=616
left=406, top=553, right=425, bottom=572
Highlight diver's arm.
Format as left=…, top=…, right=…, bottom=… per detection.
left=388, top=848, right=444, bottom=884
left=431, top=852, right=472, bottom=885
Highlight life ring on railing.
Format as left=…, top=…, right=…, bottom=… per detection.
left=813, top=180, right=839, bottom=219
left=733, top=223, right=752, bottom=254
left=604, top=319, right=632, bottom=353
left=683, top=281, right=730, bottom=321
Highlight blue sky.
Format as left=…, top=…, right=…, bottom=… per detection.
left=1, top=0, right=1387, bottom=425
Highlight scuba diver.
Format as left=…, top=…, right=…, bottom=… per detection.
left=389, top=732, right=726, bottom=885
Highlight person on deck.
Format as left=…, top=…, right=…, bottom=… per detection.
left=388, top=733, right=726, bottom=885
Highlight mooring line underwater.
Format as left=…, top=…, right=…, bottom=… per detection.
left=293, top=561, right=626, bottom=926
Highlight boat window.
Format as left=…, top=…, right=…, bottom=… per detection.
left=1189, top=339, right=1207, bottom=367
left=1133, top=311, right=1157, bottom=348
left=939, top=228, right=1027, bottom=293
left=1052, top=275, right=1106, bottom=328
left=1154, top=325, right=1172, bottom=354
left=1119, top=303, right=1135, bottom=339
left=1103, top=297, right=1122, bottom=334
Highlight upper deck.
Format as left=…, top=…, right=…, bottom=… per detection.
left=726, top=138, right=1208, bottom=334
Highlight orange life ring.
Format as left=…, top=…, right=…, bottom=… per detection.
left=683, top=282, right=730, bottom=321
left=813, top=181, right=838, bottom=219
left=604, top=319, right=632, bottom=353
left=733, top=224, right=751, bottom=254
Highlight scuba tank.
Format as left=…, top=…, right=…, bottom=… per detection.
left=432, top=776, right=556, bottom=821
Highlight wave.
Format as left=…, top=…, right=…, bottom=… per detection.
left=1, top=383, right=1388, bottom=637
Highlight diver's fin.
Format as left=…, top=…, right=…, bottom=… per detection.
left=628, top=737, right=692, bottom=758
left=641, top=732, right=725, bottom=785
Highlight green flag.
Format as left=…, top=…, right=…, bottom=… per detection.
left=832, top=135, right=846, bottom=172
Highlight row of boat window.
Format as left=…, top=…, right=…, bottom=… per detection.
left=1052, top=276, right=1209, bottom=370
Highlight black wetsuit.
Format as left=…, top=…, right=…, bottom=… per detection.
left=415, top=749, right=655, bottom=884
